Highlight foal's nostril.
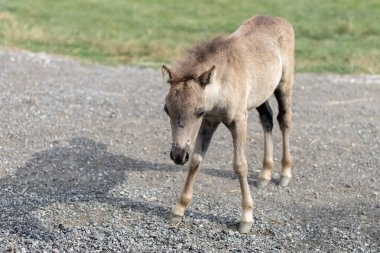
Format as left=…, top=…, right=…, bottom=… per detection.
left=170, top=144, right=190, bottom=165
left=183, top=152, right=189, bottom=163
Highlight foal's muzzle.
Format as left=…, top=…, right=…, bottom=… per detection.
left=170, top=143, right=189, bottom=165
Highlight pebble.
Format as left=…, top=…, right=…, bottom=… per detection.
left=0, top=49, right=379, bottom=252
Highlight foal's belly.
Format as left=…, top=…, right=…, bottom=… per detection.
left=242, top=38, right=283, bottom=110
left=246, top=78, right=281, bottom=109
left=246, top=61, right=282, bottom=109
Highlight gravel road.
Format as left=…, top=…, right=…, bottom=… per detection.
left=0, top=49, right=379, bottom=252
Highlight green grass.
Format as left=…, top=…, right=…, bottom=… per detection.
left=1, top=0, right=379, bottom=73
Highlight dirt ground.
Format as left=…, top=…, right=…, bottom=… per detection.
left=0, top=49, right=379, bottom=252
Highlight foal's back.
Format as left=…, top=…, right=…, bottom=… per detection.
left=228, top=15, right=295, bottom=109
left=232, top=15, right=294, bottom=59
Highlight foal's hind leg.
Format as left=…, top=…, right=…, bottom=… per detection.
left=256, top=101, right=274, bottom=188
left=274, top=79, right=293, bottom=186
left=170, top=120, right=219, bottom=228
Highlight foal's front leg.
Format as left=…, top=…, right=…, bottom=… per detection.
left=227, top=112, right=254, bottom=234
left=171, top=120, right=219, bottom=228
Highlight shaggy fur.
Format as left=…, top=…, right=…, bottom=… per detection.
left=163, top=15, right=295, bottom=234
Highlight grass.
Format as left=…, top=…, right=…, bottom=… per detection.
left=0, top=0, right=379, bottom=73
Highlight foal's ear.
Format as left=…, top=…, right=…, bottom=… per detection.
left=162, top=65, right=173, bottom=83
left=198, top=65, right=215, bottom=87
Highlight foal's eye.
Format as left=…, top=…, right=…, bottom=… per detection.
left=164, top=105, right=169, bottom=116
left=195, top=108, right=205, bottom=118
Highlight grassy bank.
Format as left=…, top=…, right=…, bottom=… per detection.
left=1, top=0, right=379, bottom=73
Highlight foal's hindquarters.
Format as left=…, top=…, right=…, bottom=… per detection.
left=256, top=24, right=294, bottom=189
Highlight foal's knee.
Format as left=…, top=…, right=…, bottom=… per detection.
left=233, top=160, right=248, bottom=178
left=189, top=153, right=202, bottom=170
left=277, top=109, right=292, bottom=131
left=261, top=115, right=273, bottom=132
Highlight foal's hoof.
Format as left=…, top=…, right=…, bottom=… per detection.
left=279, top=176, right=291, bottom=187
left=239, top=221, right=253, bottom=234
left=170, top=214, right=183, bottom=229
left=257, top=178, right=270, bottom=188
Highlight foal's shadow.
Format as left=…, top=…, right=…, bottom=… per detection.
left=204, top=167, right=279, bottom=187
left=0, top=137, right=236, bottom=241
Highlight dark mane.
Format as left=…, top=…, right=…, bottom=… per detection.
left=187, top=36, right=228, bottom=63
left=173, top=35, right=232, bottom=82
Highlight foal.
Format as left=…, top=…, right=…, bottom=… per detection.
left=162, top=15, right=294, bottom=233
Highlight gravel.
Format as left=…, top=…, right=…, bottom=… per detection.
left=0, top=49, right=379, bottom=252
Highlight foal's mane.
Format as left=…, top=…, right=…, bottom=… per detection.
left=173, top=35, right=232, bottom=83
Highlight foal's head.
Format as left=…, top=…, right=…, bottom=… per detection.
left=162, top=64, right=215, bottom=165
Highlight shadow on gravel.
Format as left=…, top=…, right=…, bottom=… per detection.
left=0, top=137, right=238, bottom=241
left=203, top=167, right=274, bottom=187
left=0, top=137, right=173, bottom=241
